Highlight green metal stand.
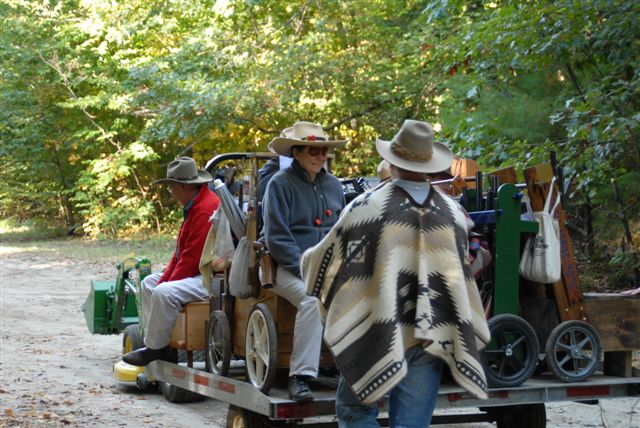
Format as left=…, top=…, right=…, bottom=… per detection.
left=493, top=184, right=538, bottom=315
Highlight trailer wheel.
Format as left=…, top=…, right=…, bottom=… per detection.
left=206, top=310, right=232, bottom=376
left=245, top=303, right=277, bottom=393
left=545, top=320, right=601, bottom=382
left=160, top=349, right=206, bottom=403
left=482, top=314, right=539, bottom=388
left=122, top=324, right=144, bottom=355
left=226, top=405, right=284, bottom=428
left=489, top=403, right=546, bottom=428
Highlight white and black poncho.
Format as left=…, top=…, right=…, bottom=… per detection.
left=301, top=181, right=490, bottom=404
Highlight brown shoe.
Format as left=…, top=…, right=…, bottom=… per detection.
left=122, top=346, right=171, bottom=367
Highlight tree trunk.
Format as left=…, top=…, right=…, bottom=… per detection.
left=51, top=144, right=76, bottom=227
left=584, top=194, right=594, bottom=259
left=611, top=178, right=640, bottom=287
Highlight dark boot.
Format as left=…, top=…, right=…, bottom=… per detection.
left=122, top=346, right=171, bottom=367
left=288, top=375, right=313, bottom=402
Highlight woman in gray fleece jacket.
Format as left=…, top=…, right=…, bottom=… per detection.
left=262, top=121, right=346, bottom=401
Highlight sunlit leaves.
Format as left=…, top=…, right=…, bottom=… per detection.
left=1, top=0, right=638, bottom=243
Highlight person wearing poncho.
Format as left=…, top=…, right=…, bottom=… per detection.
left=302, top=120, right=490, bottom=427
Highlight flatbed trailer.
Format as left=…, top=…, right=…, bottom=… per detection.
left=139, top=360, right=639, bottom=427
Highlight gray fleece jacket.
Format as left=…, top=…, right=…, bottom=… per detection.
left=263, top=159, right=346, bottom=277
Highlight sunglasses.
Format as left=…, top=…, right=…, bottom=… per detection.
left=307, top=146, right=329, bottom=157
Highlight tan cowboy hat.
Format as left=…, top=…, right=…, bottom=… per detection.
left=153, top=156, right=213, bottom=185
left=376, top=119, right=453, bottom=174
left=268, top=121, right=346, bottom=157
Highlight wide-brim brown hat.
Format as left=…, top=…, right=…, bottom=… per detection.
left=268, top=121, right=346, bottom=157
left=153, top=156, right=213, bottom=185
left=376, top=119, right=453, bottom=174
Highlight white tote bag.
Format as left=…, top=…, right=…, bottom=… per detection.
left=519, top=177, right=562, bottom=284
left=211, top=209, right=235, bottom=271
left=229, top=236, right=253, bottom=298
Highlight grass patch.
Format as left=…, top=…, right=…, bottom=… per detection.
left=1, top=222, right=175, bottom=266
left=0, top=219, right=70, bottom=241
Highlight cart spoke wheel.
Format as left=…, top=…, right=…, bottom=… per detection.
left=545, top=320, right=601, bottom=383
left=244, top=303, right=277, bottom=393
left=510, top=335, right=525, bottom=348
left=558, top=354, right=572, bottom=367
left=557, top=342, right=572, bottom=352
left=481, top=314, right=539, bottom=388
left=206, top=310, right=232, bottom=376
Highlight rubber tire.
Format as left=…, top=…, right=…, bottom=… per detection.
left=177, top=349, right=206, bottom=364
left=244, top=303, right=277, bottom=393
left=482, top=314, right=540, bottom=388
left=160, top=349, right=206, bottom=403
left=545, top=320, right=601, bottom=382
left=491, top=403, right=546, bottom=428
left=226, top=405, right=284, bottom=428
left=206, top=310, right=232, bottom=376
left=122, top=324, right=144, bottom=355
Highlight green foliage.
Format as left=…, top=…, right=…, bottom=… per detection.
left=1, top=1, right=638, bottom=288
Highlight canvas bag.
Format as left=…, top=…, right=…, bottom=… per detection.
left=519, top=176, right=562, bottom=284
left=199, top=209, right=235, bottom=294
left=211, top=209, right=235, bottom=271
left=229, top=236, right=253, bottom=298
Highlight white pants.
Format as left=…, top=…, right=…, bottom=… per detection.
left=141, top=272, right=209, bottom=349
left=272, top=266, right=323, bottom=378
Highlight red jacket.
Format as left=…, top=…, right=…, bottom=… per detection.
left=159, top=186, right=220, bottom=284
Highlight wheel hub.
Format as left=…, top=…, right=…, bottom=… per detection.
left=570, top=345, right=582, bottom=358
left=505, top=345, right=513, bottom=357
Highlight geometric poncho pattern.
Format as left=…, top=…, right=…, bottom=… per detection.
left=301, top=181, right=490, bottom=404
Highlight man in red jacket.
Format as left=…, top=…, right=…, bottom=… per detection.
left=124, top=157, right=220, bottom=366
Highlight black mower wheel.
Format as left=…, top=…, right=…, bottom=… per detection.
left=159, top=349, right=206, bottom=403
left=206, top=310, right=232, bottom=376
left=545, top=320, right=601, bottom=382
left=481, top=313, right=539, bottom=388
left=226, top=405, right=284, bottom=428
left=489, top=403, right=546, bottom=428
left=122, top=324, right=144, bottom=355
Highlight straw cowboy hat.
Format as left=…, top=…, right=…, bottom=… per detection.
left=153, top=156, right=213, bottom=185
left=268, top=121, right=346, bottom=157
left=376, top=119, right=453, bottom=174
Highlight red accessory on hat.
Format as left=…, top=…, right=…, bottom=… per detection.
left=307, top=135, right=317, bottom=141
left=325, top=209, right=332, bottom=216
left=314, top=218, right=321, bottom=226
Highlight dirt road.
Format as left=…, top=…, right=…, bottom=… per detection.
left=1, top=244, right=638, bottom=427
left=0, top=248, right=228, bottom=427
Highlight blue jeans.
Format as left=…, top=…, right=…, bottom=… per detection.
left=336, top=346, right=443, bottom=428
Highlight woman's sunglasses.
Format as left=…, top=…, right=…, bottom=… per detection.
left=307, top=146, right=329, bottom=157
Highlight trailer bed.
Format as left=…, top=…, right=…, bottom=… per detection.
left=144, top=360, right=639, bottom=424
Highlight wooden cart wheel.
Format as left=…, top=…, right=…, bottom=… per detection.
left=244, top=303, right=277, bottom=393
left=545, top=320, right=601, bottom=382
left=481, top=314, right=540, bottom=388
left=206, top=309, right=232, bottom=376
